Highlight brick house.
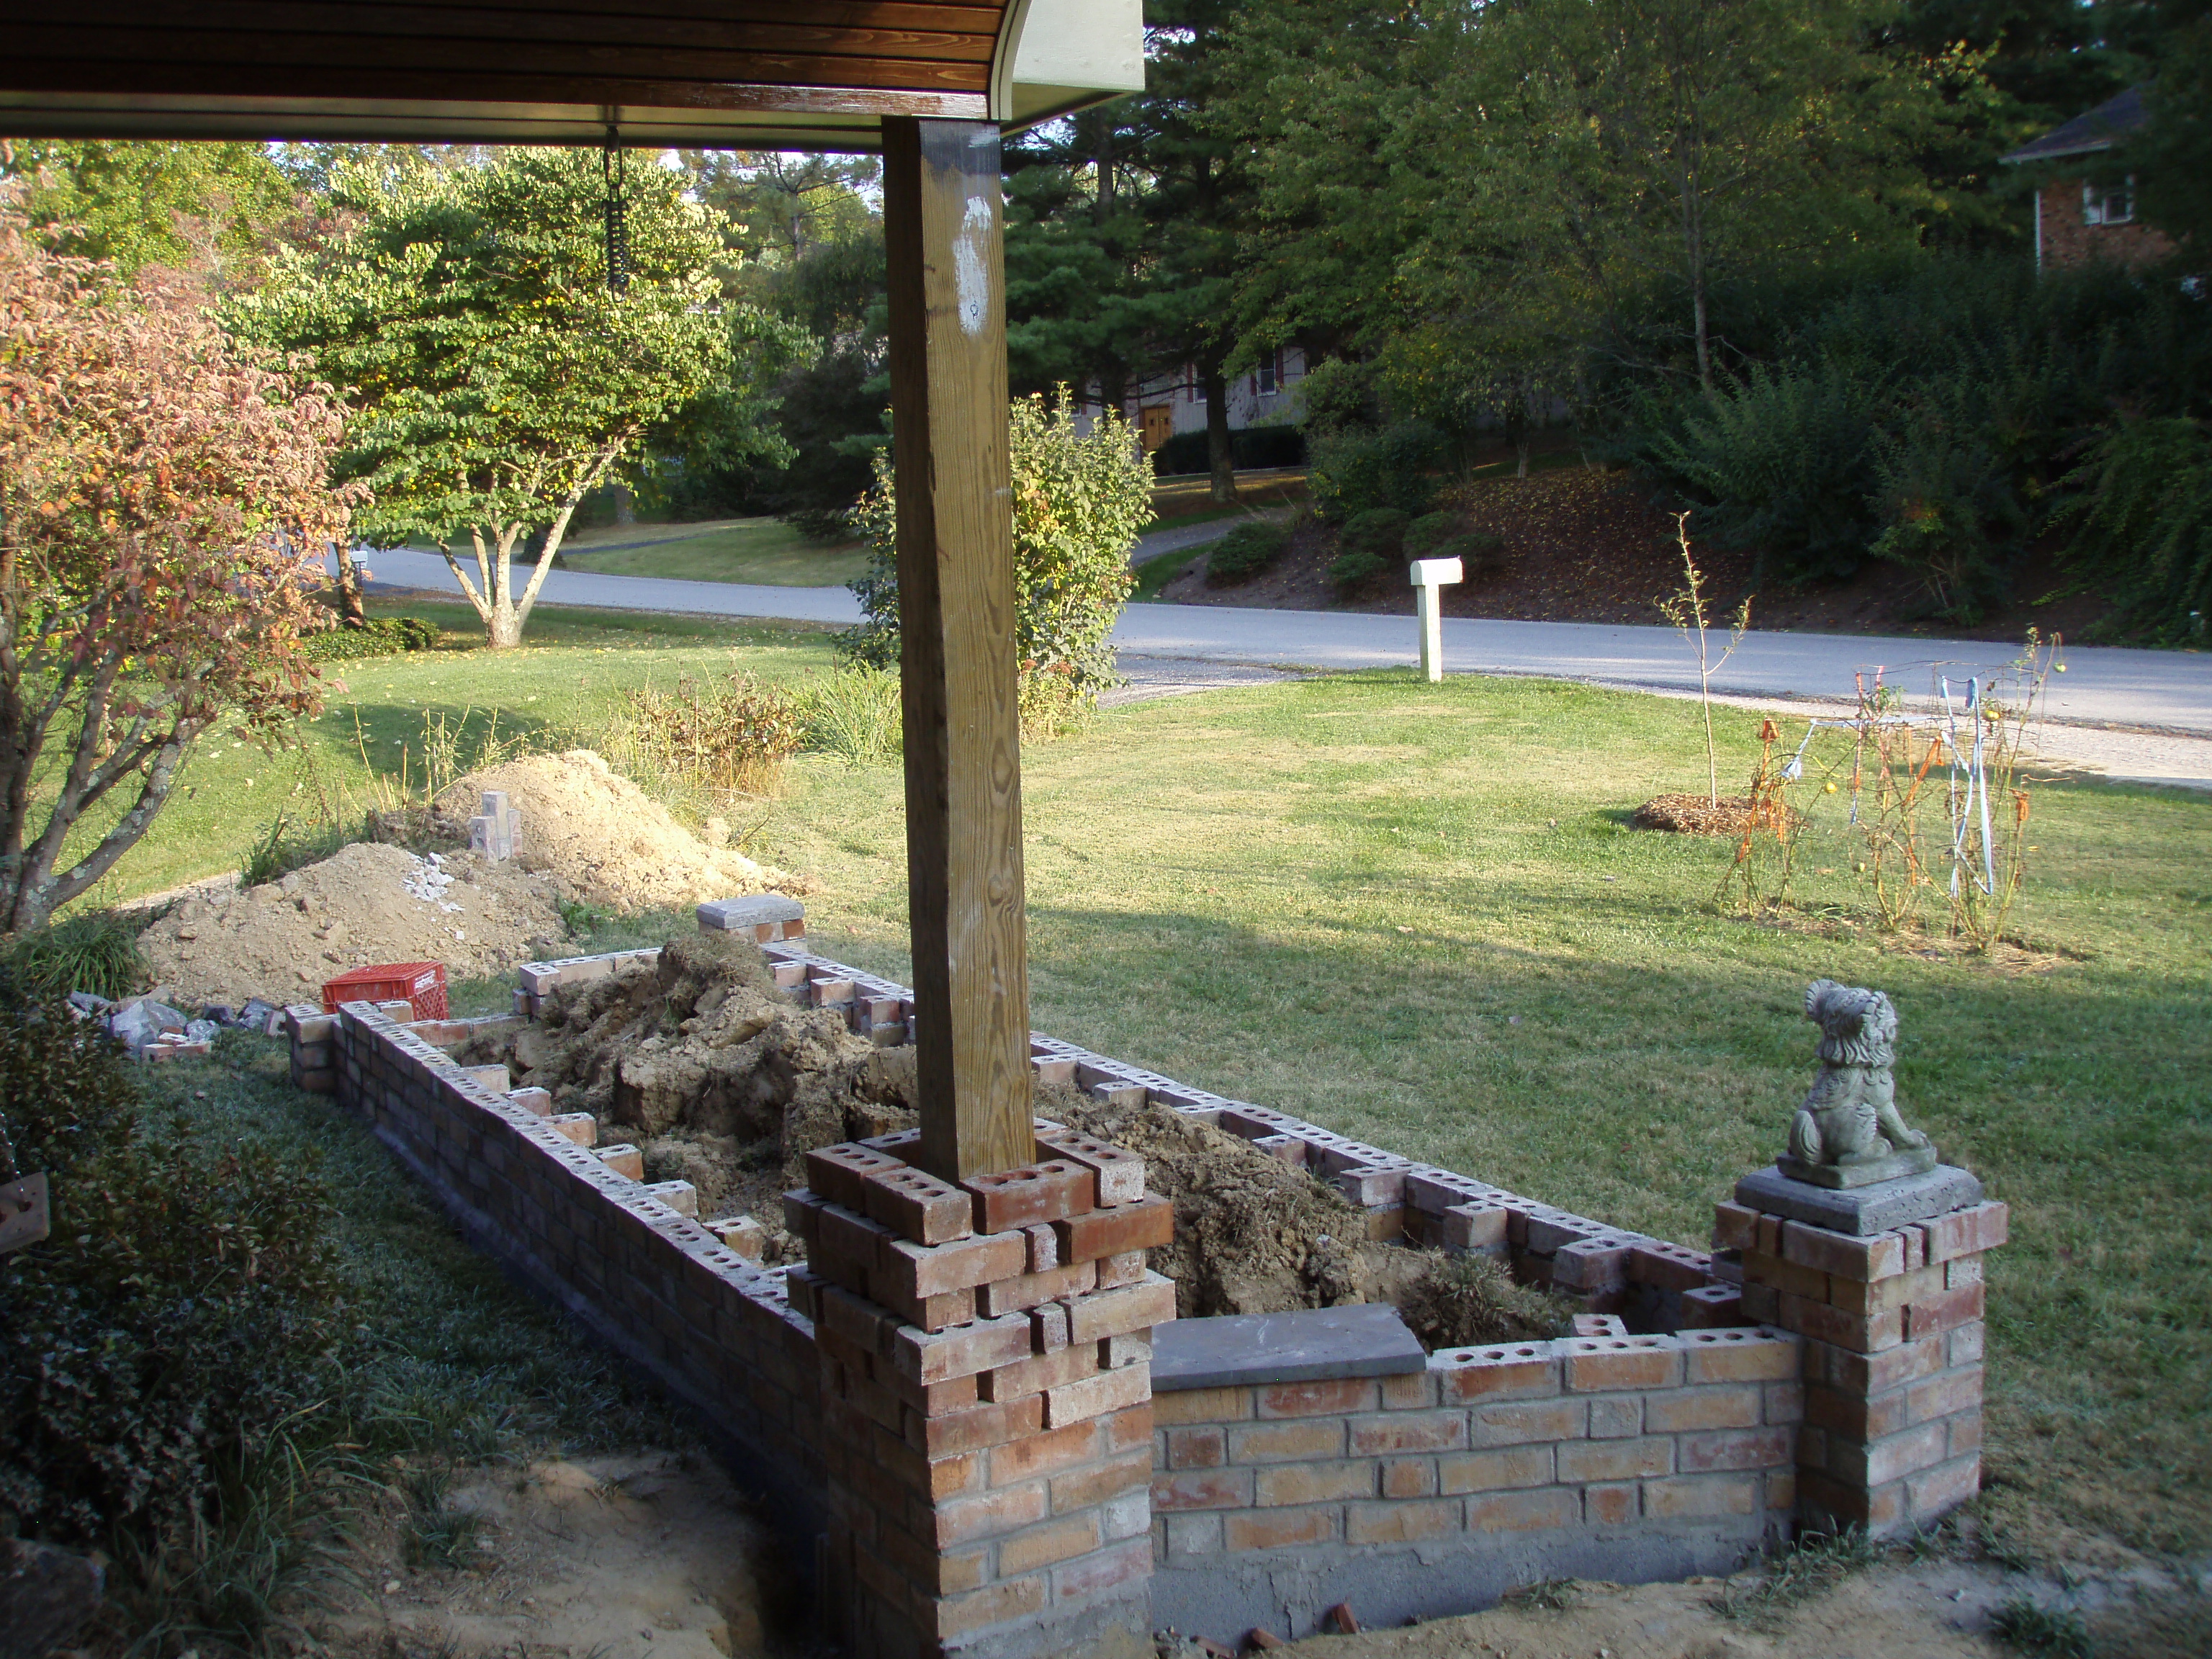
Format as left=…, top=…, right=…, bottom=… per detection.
left=2002, top=84, right=2176, bottom=273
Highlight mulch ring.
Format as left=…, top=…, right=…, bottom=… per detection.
left=1631, top=793, right=1761, bottom=835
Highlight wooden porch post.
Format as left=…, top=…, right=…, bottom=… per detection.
left=881, top=117, right=1035, bottom=1183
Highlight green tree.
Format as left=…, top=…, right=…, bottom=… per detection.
left=238, top=149, right=807, bottom=649
left=2128, top=0, right=2212, bottom=259
left=0, top=139, right=297, bottom=280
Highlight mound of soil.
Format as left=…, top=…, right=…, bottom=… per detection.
left=140, top=842, right=570, bottom=1010
left=1632, top=793, right=1761, bottom=835
left=435, top=750, right=811, bottom=917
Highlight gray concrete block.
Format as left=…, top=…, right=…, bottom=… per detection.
left=1734, top=1163, right=1984, bottom=1235
left=697, top=894, right=806, bottom=932
left=1152, top=1303, right=1425, bottom=1391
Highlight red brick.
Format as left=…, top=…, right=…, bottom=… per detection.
left=1253, top=1462, right=1375, bottom=1506
left=1434, top=1344, right=1560, bottom=1401
left=817, top=1201, right=895, bottom=1274
left=1022, top=1222, right=1059, bottom=1273
left=997, top=1512, right=1100, bottom=1575
left=932, top=1479, right=1048, bottom=1547
left=1679, top=1285, right=1746, bottom=1328
left=1643, top=1475, right=1758, bottom=1519
left=1827, top=1263, right=1946, bottom=1317
left=1442, top=1202, right=1509, bottom=1251
left=1094, top=1248, right=1148, bottom=1289
left=1223, top=1508, right=1339, bottom=1552
left=1043, top=1361, right=1150, bottom=1429
left=1805, top=1381, right=1905, bottom=1442
left=1470, top=1399, right=1586, bottom=1447
left=978, top=1344, right=1100, bottom=1405
left=885, top=1368, right=982, bottom=1416
left=1229, top=1419, right=1344, bottom=1462
left=963, top=1161, right=1094, bottom=1232
left=1741, top=1249, right=1830, bottom=1302
left=1905, top=1366, right=1983, bottom=1428
left=1947, top=1408, right=1984, bottom=1459
left=1645, top=1385, right=1761, bottom=1433
left=1349, top=1412, right=1467, bottom=1455
left=1585, top=1483, right=1640, bottom=1524
left=1830, top=1421, right=1947, bottom=1487
left=1051, top=1536, right=1152, bottom=1603
left=1903, top=1282, right=1985, bottom=1342
left=1946, top=1254, right=1983, bottom=1290
left=1810, top=1331, right=1944, bottom=1396
left=1921, top=1201, right=2008, bottom=1263
left=1153, top=1385, right=1250, bottom=1426
left=1166, top=1426, right=1226, bottom=1469
left=930, top=1574, right=1047, bottom=1640
left=1628, top=1241, right=1713, bottom=1292
left=805, top=1143, right=909, bottom=1210
left=1256, top=1377, right=1377, bottom=1418
left=871, top=1278, right=975, bottom=1334
left=1346, top=1499, right=1464, bottom=1544
left=860, top=1162, right=972, bottom=1244
left=1563, top=1338, right=1684, bottom=1392
left=1055, top=1195, right=1175, bottom=1263
left=1679, top=1426, right=1791, bottom=1473
left=1711, top=1200, right=1758, bottom=1251
left=1382, top=1457, right=1437, bottom=1498
left=1559, top=1437, right=1673, bottom=1482
left=1065, top=1272, right=1177, bottom=1343
left=1050, top=1449, right=1151, bottom=1514
left=1034, top=1132, right=1146, bottom=1206
left=1907, top=1453, right=1982, bottom=1519
left=977, top=1259, right=1097, bottom=1318
left=891, top=1309, right=1037, bottom=1385
left=1465, top=1488, right=1579, bottom=1532
left=988, top=1419, right=1101, bottom=1486
left=1152, top=1467, right=1253, bottom=1511
left=1780, top=1293, right=1904, bottom=1354
left=1780, top=1219, right=1907, bottom=1282
left=1381, top=1371, right=1438, bottom=1409
left=1797, top=1467, right=1904, bottom=1532
left=1103, top=1402, right=1153, bottom=1451
left=909, top=1394, right=1047, bottom=1458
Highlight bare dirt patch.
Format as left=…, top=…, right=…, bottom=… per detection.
left=435, top=750, right=810, bottom=915
left=138, top=841, right=570, bottom=1009
left=1632, top=793, right=1762, bottom=836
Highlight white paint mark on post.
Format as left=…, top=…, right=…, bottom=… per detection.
left=1410, top=557, right=1463, bottom=683
left=955, top=194, right=994, bottom=337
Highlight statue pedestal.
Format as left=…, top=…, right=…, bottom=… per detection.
left=1717, top=1165, right=2005, bottom=1537
left=1776, top=1143, right=1938, bottom=1190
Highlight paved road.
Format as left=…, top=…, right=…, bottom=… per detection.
left=357, top=547, right=2212, bottom=734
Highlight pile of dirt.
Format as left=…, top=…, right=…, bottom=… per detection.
left=139, top=842, right=570, bottom=1010
left=434, top=751, right=810, bottom=916
left=1632, top=792, right=1761, bottom=835
left=456, top=932, right=916, bottom=1250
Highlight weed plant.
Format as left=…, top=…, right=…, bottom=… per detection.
left=796, top=663, right=902, bottom=767
left=1989, top=1594, right=2092, bottom=1656
left=1714, top=1527, right=1885, bottom=1626
left=1, top=909, right=147, bottom=999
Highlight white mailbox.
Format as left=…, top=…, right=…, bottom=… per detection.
left=1410, top=557, right=1464, bottom=683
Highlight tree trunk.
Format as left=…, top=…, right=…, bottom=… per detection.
left=332, top=541, right=369, bottom=626
left=612, top=483, right=636, bottom=526
left=486, top=601, right=524, bottom=649
left=1203, top=359, right=1235, bottom=505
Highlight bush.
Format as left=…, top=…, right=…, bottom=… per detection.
left=2057, top=417, right=2212, bottom=642
left=0, top=1008, right=346, bottom=1552
left=1205, top=521, right=1292, bottom=587
left=2, top=910, right=147, bottom=1000
left=1153, top=423, right=1308, bottom=477
left=1341, top=508, right=1411, bottom=559
left=1433, top=531, right=1505, bottom=580
left=1403, top=511, right=1462, bottom=560
left=300, top=616, right=438, bottom=661
left=843, top=390, right=1152, bottom=709
left=1309, top=421, right=1448, bottom=521
left=617, top=673, right=804, bottom=796
left=1327, top=547, right=1390, bottom=591
left=798, top=663, right=904, bottom=767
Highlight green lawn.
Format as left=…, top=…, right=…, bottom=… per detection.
left=81, top=626, right=2212, bottom=1558
left=407, top=516, right=868, bottom=586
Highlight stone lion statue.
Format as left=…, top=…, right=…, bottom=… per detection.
left=1784, top=980, right=1933, bottom=1185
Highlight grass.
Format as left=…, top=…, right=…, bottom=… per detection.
left=62, top=629, right=2212, bottom=1560
left=1130, top=545, right=1204, bottom=603
left=1150, top=469, right=1308, bottom=520
left=553, top=516, right=867, bottom=585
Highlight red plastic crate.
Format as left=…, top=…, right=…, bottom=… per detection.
left=322, top=961, right=448, bottom=1021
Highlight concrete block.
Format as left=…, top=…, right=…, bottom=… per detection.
left=1152, top=1304, right=1423, bottom=1393
left=696, top=894, right=805, bottom=932
left=1733, top=1164, right=1984, bottom=1236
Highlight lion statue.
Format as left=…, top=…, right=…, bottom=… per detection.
left=1784, top=980, right=1933, bottom=1184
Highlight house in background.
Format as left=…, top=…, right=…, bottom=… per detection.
left=1076, top=346, right=1311, bottom=465
left=2002, top=84, right=2175, bottom=273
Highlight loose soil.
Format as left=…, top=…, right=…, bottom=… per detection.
left=462, top=934, right=1565, bottom=1341
left=139, top=841, right=570, bottom=1010
left=436, top=750, right=809, bottom=915
left=1159, top=464, right=2114, bottom=643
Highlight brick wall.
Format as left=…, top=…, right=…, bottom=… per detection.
left=2038, top=178, right=2176, bottom=271
left=1148, top=1328, right=1799, bottom=1640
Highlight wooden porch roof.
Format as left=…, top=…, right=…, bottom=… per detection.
left=0, top=0, right=1143, bottom=149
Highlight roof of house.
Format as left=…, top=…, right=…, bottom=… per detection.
left=0, top=0, right=1145, bottom=149
left=2001, top=84, right=2152, bottom=166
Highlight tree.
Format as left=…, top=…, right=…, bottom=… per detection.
left=2128, top=0, right=2212, bottom=260
left=0, top=204, right=354, bottom=935
left=0, top=139, right=298, bottom=281
left=237, top=149, right=807, bottom=648
left=843, top=393, right=1152, bottom=718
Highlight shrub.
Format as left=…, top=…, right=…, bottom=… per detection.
left=1204, top=521, right=1292, bottom=587
left=798, top=663, right=904, bottom=766
left=2057, top=417, right=2212, bottom=642
left=1327, top=547, right=1390, bottom=591
left=1341, top=508, right=1410, bottom=559
left=1153, top=423, right=1308, bottom=477
left=843, top=390, right=1151, bottom=709
left=617, top=673, right=804, bottom=796
left=1433, top=531, right=1505, bottom=580
left=1, top=910, right=147, bottom=1001
left=1403, top=511, right=1462, bottom=560
left=300, top=615, right=438, bottom=661
left=1309, top=421, right=1447, bottom=521
left=0, top=1008, right=346, bottom=1552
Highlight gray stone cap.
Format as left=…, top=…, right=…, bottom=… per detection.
left=1735, top=1162, right=1984, bottom=1236
left=1151, top=1302, right=1427, bottom=1391
left=698, top=894, right=806, bottom=930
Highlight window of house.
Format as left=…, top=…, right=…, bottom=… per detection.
left=2083, top=178, right=2135, bottom=226
left=1257, top=350, right=1279, bottom=396
left=1187, top=369, right=1203, bottom=404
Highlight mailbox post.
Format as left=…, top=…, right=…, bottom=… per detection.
left=1411, top=557, right=1464, bottom=683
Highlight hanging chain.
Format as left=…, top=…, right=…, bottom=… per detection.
left=0, top=1111, right=19, bottom=1184
left=602, top=126, right=630, bottom=296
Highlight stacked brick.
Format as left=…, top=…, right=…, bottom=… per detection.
left=783, top=1130, right=1176, bottom=1659
left=1714, top=1195, right=2007, bottom=1537
left=1152, top=1328, right=1798, bottom=1568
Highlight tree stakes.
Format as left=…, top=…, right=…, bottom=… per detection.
left=1411, top=556, right=1463, bottom=683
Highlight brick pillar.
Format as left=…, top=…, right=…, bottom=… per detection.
left=1715, top=1175, right=2006, bottom=1539
left=785, top=1127, right=1174, bottom=1659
